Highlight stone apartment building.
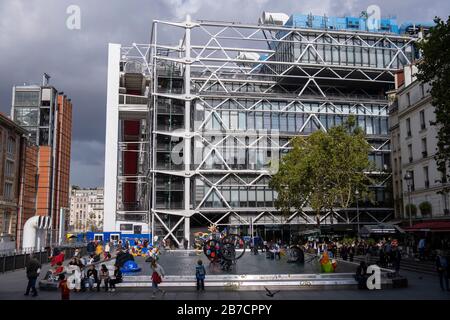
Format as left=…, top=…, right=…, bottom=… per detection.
left=389, top=65, right=450, bottom=224
left=69, top=187, right=104, bottom=232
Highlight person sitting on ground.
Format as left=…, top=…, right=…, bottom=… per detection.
left=99, top=264, right=110, bottom=292
left=86, top=264, right=100, bottom=292
left=108, top=265, right=123, bottom=292
left=50, top=250, right=65, bottom=267
left=54, top=261, right=65, bottom=275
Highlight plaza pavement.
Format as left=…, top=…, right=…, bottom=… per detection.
left=0, top=251, right=449, bottom=300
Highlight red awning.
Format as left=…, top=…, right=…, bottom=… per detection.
left=404, top=221, right=450, bottom=232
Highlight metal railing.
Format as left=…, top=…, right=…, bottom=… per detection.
left=0, top=243, right=88, bottom=274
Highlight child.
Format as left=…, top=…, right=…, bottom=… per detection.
left=195, top=260, right=206, bottom=291
left=58, top=274, right=70, bottom=300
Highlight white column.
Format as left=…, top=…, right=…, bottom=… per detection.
left=103, top=43, right=121, bottom=232
left=184, top=16, right=192, bottom=243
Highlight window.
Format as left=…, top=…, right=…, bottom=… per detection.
left=423, top=166, right=429, bottom=188
left=406, top=118, right=411, bottom=137
left=406, top=92, right=411, bottom=106
left=408, top=144, right=413, bottom=163
left=421, top=138, right=427, bottom=157
left=4, top=182, right=13, bottom=200
left=13, top=107, right=39, bottom=127
left=7, top=137, right=15, bottom=155
left=14, top=91, right=40, bottom=107
left=420, top=110, right=426, bottom=130
left=5, top=160, right=14, bottom=177
left=420, top=84, right=425, bottom=98
left=2, top=212, right=11, bottom=233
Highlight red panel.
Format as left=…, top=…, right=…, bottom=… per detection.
left=122, top=121, right=139, bottom=206
left=124, top=120, right=140, bottom=138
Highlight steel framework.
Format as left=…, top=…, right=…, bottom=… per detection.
left=104, top=15, right=420, bottom=244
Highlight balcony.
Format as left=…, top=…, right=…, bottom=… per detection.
left=119, top=94, right=148, bottom=105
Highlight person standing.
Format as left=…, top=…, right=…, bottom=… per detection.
left=355, top=261, right=368, bottom=289
left=104, top=242, right=111, bottom=260
left=24, top=254, right=41, bottom=297
left=151, top=260, right=166, bottom=298
left=418, top=238, right=426, bottom=260
left=349, top=245, right=355, bottom=262
left=436, top=250, right=449, bottom=291
left=195, top=260, right=206, bottom=291
left=87, top=241, right=96, bottom=257
left=392, top=246, right=402, bottom=276
left=58, top=274, right=70, bottom=300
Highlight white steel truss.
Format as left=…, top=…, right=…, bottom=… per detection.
left=105, top=16, right=419, bottom=243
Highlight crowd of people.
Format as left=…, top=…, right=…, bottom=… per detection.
left=22, top=234, right=450, bottom=298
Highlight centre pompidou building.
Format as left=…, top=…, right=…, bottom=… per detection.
left=104, top=12, right=426, bottom=245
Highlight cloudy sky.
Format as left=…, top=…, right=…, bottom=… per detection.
left=0, top=0, right=448, bottom=188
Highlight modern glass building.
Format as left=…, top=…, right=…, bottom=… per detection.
left=104, top=12, right=429, bottom=245
left=11, top=80, right=73, bottom=247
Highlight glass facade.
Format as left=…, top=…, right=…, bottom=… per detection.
left=147, top=18, right=418, bottom=238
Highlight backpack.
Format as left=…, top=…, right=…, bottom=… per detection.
left=196, top=266, right=205, bottom=279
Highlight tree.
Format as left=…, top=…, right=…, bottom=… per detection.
left=269, top=117, right=373, bottom=227
left=417, top=17, right=450, bottom=189
left=419, top=201, right=432, bottom=216
left=405, top=204, right=417, bottom=218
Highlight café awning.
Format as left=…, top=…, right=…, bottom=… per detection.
left=404, top=221, right=450, bottom=232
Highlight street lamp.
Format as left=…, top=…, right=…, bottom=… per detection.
left=404, top=172, right=413, bottom=227
left=355, top=189, right=360, bottom=239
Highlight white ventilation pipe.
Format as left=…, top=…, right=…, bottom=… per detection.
left=22, top=216, right=52, bottom=250
left=259, top=12, right=290, bottom=26
left=236, top=52, right=261, bottom=61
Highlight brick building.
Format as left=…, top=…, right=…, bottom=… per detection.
left=0, top=113, right=37, bottom=251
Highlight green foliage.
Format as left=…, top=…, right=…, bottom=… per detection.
left=419, top=201, right=432, bottom=216
left=405, top=204, right=417, bottom=217
left=417, top=16, right=450, bottom=189
left=269, top=117, right=373, bottom=226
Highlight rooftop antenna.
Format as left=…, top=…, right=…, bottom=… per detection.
left=43, top=73, right=51, bottom=86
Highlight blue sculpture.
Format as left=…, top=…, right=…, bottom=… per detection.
left=120, top=260, right=141, bottom=274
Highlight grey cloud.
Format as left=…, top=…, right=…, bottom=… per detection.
left=1, top=0, right=449, bottom=188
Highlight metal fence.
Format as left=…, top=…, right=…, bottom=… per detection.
left=0, top=244, right=88, bottom=274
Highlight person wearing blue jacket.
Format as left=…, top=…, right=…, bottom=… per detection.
left=195, top=260, right=206, bottom=291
